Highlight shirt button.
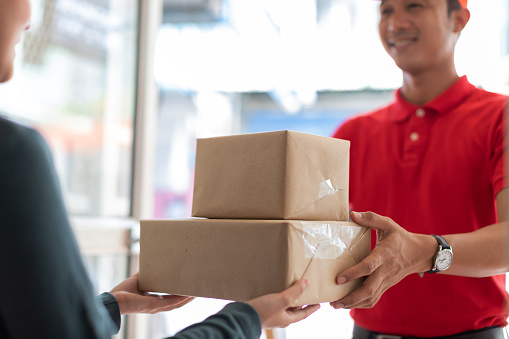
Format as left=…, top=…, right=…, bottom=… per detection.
left=416, top=108, right=426, bottom=118
left=410, top=132, right=419, bottom=142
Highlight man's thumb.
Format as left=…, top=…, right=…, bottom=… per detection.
left=350, top=211, right=391, bottom=230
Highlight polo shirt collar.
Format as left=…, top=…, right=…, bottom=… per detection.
left=390, top=76, right=476, bottom=122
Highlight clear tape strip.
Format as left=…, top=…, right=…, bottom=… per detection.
left=318, top=179, right=342, bottom=200
left=290, top=178, right=347, bottom=218
left=302, top=223, right=362, bottom=259
left=318, top=179, right=339, bottom=199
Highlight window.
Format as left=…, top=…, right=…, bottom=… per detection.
left=0, top=0, right=139, bottom=217
left=0, top=1, right=140, bottom=338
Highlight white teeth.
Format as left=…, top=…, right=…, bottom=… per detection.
left=390, top=39, right=415, bottom=47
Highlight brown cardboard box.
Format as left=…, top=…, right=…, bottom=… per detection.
left=139, top=218, right=370, bottom=306
left=192, top=130, right=350, bottom=221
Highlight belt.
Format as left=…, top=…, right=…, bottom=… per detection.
left=353, top=325, right=504, bottom=339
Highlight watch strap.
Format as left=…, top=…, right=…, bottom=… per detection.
left=431, top=234, right=451, bottom=250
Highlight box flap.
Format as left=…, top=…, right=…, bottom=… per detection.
left=287, top=221, right=370, bottom=305
left=286, top=131, right=350, bottom=221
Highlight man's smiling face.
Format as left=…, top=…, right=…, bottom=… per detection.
left=378, top=0, right=460, bottom=75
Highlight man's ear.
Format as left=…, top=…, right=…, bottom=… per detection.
left=453, top=8, right=470, bottom=33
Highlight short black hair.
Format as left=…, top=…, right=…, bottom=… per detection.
left=447, top=0, right=462, bottom=16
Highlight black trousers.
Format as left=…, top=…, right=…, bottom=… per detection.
left=352, top=325, right=505, bottom=339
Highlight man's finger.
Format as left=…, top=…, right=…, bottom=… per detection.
left=331, top=282, right=380, bottom=309
left=332, top=270, right=386, bottom=309
left=336, top=250, right=383, bottom=285
left=334, top=294, right=382, bottom=310
left=350, top=211, right=393, bottom=231
left=341, top=288, right=384, bottom=310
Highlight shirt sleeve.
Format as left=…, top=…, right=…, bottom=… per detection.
left=489, top=98, right=508, bottom=197
left=167, top=302, right=262, bottom=339
left=331, top=116, right=354, bottom=140
left=0, top=119, right=116, bottom=338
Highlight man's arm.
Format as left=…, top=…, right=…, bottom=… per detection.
left=330, top=191, right=509, bottom=309
left=442, top=188, right=509, bottom=277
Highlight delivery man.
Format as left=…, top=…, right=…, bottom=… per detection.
left=331, top=0, right=509, bottom=338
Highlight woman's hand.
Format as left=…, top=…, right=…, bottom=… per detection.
left=110, top=273, right=194, bottom=315
left=247, top=279, right=320, bottom=329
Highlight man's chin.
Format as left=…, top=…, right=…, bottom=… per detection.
left=393, top=59, right=425, bottom=75
left=0, top=68, right=14, bottom=84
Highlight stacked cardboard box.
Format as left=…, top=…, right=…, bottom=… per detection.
left=139, top=130, right=370, bottom=305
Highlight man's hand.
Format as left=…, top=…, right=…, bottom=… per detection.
left=110, top=273, right=194, bottom=315
left=330, top=211, right=436, bottom=309
left=247, top=280, right=320, bottom=329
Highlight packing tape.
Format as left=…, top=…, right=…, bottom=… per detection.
left=318, top=179, right=339, bottom=200
left=302, top=223, right=362, bottom=259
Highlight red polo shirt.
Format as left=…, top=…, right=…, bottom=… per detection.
left=332, top=76, right=509, bottom=337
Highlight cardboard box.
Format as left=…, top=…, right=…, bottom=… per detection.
left=139, top=218, right=370, bottom=306
left=192, top=130, right=350, bottom=221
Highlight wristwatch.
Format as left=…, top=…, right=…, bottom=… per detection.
left=425, top=235, right=453, bottom=273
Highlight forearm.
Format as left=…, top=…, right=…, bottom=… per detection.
left=440, top=222, right=509, bottom=277
left=426, top=188, right=509, bottom=278
left=333, top=211, right=509, bottom=309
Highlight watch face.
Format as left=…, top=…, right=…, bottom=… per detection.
left=436, top=250, right=453, bottom=270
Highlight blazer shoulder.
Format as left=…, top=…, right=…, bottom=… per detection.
left=0, top=116, right=48, bottom=158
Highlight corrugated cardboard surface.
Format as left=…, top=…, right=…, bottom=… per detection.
left=192, top=130, right=350, bottom=221
left=139, top=219, right=370, bottom=306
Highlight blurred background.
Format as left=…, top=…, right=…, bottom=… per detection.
left=0, top=0, right=507, bottom=338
